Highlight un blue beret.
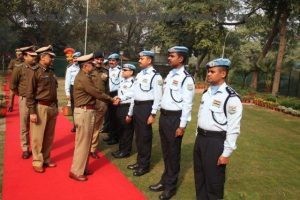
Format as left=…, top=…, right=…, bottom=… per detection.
left=206, top=58, right=231, bottom=68
left=168, top=46, right=189, bottom=54
left=139, top=50, right=155, bottom=58
left=123, top=63, right=136, bottom=71
left=108, top=53, right=120, bottom=60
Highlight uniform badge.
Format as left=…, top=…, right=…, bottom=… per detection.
left=212, top=99, right=221, bottom=108
left=172, top=80, right=178, bottom=86
left=101, top=73, right=108, bottom=80
left=158, top=79, right=163, bottom=86
left=228, top=106, right=237, bottom=114
left=187, top=84, right=194, bottom=91
left=142, top=79, right=148, bottom=83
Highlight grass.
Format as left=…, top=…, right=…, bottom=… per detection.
left=0, top=76, right=299, bottom=199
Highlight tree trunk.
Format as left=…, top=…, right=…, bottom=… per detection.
left=272, top=9, right=288, bottom=96
left=193, top=51, right=207, bottom=81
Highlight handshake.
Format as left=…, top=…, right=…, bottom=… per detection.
left=112, top=96, right=121, bottom=105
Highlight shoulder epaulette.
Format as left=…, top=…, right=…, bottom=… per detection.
left=181, top=70, right=195, bottom=86
left=14, top=63, right=23, bottom=68
left=223, top=86, right=241, bottom=117
left=30, top=65, right=39, bottom=70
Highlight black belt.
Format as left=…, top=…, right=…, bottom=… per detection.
left=38, top=100, right=56, bottom=107
left=76, top=105, right=95, bottom=110
left=109, top=91, right=118, bottom=97
left=160, top=109, right=182, bottom=116
left=134, top=100, right=153, bottom=105
left=197, top=127, right=226, bottom=139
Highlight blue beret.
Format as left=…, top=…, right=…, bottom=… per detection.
left=139, top=50, right=155, bottom=58
left=108, top=53, right=120, bottom=60
left=123, top=63, right=136, bottom=71
left=206, top=58, right=231, bottom=68
left=168, top=46, right=189, bottom=54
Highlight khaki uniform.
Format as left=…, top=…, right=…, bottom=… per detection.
left=7, top=58, right=22, bottom=73
left=10, top=62, right=33, bottom=152
left=71, top=70, right=113, bottom=176
left=26, top=64, right=58, bottom=167
left=90, top=67, right=109, bottom=153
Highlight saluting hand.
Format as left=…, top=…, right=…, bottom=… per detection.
left=217, top=156, right=229, bottom=165
left=30, top=114, right=38, bottom=123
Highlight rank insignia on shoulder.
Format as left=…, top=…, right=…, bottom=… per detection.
left=212, top=99, right=221, bottom=108
left=228, top=106, right=237, bottom=114
left=158, top=79, right=163, bottom=86
left=187, top=84, right=194, bottom=91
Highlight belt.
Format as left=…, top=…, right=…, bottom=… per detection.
left=197, top=127, right=226, bottom=139
left=134, top=100, right=153, bottom=105
left=119, top=103, right=130, bottom=107
left=109, top=91, right=118, bottom=97
left=160, top=108, right=182, bottom=116
left=76, top=105, right=95, bottom=110
left=38, top=100, right=56, bottom=107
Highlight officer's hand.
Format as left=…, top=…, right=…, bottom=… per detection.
left=8, top=106, right=13, bottom=112
left=217, top=156, right=229, bottom=165
left=30, top=114, right=38, bottom=123
left=112, top=97, right=120, bottom=105
left=175, top=127, right=185, bottom=137
left=125, top=115, right=132, bottom=124
left=147, top=115, right=155, bottom=125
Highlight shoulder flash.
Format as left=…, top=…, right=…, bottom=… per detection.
left=225, top=86, right=238, bottom=97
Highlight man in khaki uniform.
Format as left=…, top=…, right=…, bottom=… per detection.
left=89, top=51, right=109, bottom=159
left=69, top=54, right=119, bottom=181
left=26, top=45, right=58, bottom=173
left=10, top=46, right=37, bottom=159
left=7, top=48, right=23, bottom=112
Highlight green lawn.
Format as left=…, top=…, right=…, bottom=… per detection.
left=0, top=77, right=299, bottom=199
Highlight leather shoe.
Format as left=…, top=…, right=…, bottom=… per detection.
left=159, top=190, right=176, bottom=200
left=106, top=139, right=118, bottom=145
left=90, top=152, right=100, bottom=159
left=111, top=150, right=120, bottom=157
left=22, top=151, right=31, bottom=159
left=84, top=169, right=93, bottom=176
left=112, top=151, right=130, bottom=159
left=149, top=183, right=165, bottom=192
left=102, top=136, right=111, bottom=142
left=33, top=166, right=45, bottom=173
left=43, top=161, right=57, bottom=168
left=127, top=163, right=139, bottom=170
left=133, top=168, right=149, bottom=176
left=69, top=172, right=87, bottom=181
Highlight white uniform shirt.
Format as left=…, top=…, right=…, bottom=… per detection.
left=118, top=77, right=134, bottom=104
left=161, top=66, right=195, bottom=128
left=109, top=65, right=122, bottom=92
left=64, top=63, right=80, bottom=96
left=128, top=66, right=163, bottom=115
left=197, top=82, right=243, bottom=157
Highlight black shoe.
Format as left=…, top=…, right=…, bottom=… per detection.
left=102, top=137, right=111, bottom=142
left=90, top=152, right=100, bottom=159
left=133, top=168, right=149, bottom=176
left=71, top=127, right=76, bottom=133
left=22, top=151, right=31, bottom=159
left=111, top=150, right=120, bottom=157
left=149, top=183, right=165, bottom=192
left=159, top=190, right=176, bottom=200
left=112, top=151, right=130, bottom=159
left=106, top=139, right=118, bottom=145
left=127, top=163, right=139, bottom=170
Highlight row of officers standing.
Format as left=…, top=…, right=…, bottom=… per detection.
left=8, top=44, right=243, bottom=200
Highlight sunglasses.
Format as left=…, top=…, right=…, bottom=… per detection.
left=122, top=68, right=132, bottom=71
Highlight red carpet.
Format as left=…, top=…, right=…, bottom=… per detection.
left=2, top=94, right=146, bottom=199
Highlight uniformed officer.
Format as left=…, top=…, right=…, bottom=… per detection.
left=26, top=45, right=58, bottom=173
left=103, top=53, right=122, bottom=145
left=89, top=51, right=109, bottom=159
left=65, top=51, right=81, bottom=132
left=10, top=45, right=37, bottom=159
left=149, top=46, right=195, bottom=200
left=69, top=54, right=119, bottom=181
left=7, top=48, right=23, bottom=112
left=194, top=58, right=243, bottom=200
left=112, top=63, right=135, bottom=158
left=126, top=50, right=163, bottom=176
left=63, top=47, right=75, bottom=66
